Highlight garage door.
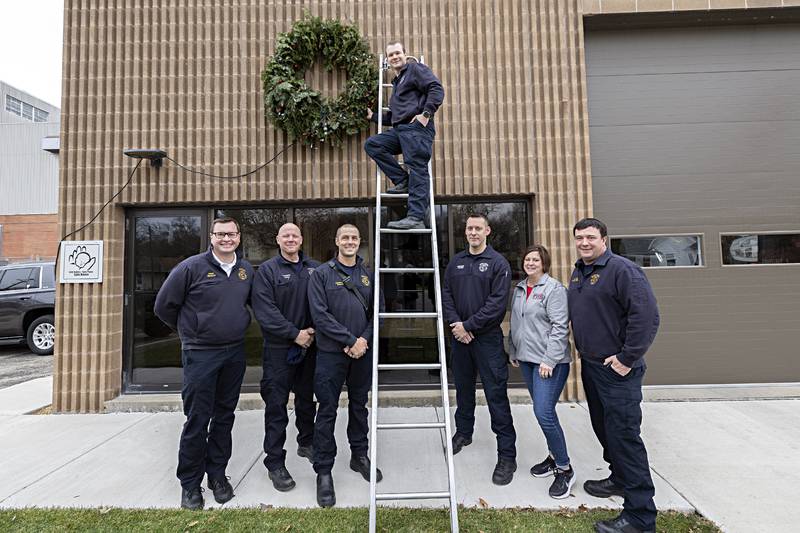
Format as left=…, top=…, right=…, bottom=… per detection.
left=585, top=23, right=800, bottom=385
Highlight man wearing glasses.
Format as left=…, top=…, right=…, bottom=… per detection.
left=155, top=217, right=254, bottom=510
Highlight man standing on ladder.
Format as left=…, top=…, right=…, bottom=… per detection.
left=308, top=224, right=383, bottom=508
left=365, top=41, right=444, bottom=230
left=442, top=213, right=518, bottom=485
left=251, top=223, right=320, bottom=493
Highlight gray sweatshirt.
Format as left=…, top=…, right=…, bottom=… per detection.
left=508, top=274, right=571, bottom=367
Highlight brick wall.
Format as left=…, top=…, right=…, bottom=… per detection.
left=0, top=214, right=59, bottom=263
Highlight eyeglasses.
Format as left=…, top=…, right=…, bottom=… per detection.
left=211, top=231, right=240, bottom=239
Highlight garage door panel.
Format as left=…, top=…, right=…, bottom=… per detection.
left=586, top=24, right=800, bottom=385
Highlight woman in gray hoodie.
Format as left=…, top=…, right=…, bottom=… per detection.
left=508, top=244, right=574, bottom=499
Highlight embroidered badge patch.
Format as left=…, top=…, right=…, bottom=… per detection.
left=478, top=262, right=489, bottom=272
left=207, top=272, right=217, bottom=278
left=238, top=267, right=248, bottom=280
left=361, top=275, right=370, bottom=286
left=590, top=273, right=600, bottom=285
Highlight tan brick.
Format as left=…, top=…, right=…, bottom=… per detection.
left=638, top=0, right=674, bottom=12
left=745, top=0, right=782, bottom=7
left=601, top=0, right=638, bottom=13
left=675, top=0, right=709, bottom=9
left=710, top=0, right=746, bottom=7
left=582, top=0, right=602, bottom=14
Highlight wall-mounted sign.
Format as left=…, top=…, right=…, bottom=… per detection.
left=59, top=241, right=103, bottom=283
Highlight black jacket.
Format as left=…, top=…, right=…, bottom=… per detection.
left=308, top=257, right=379, bottom=353
left=154, top=249, right=254, bottom=349
left=252, top=252, right=321, bottom=347
left=442, top=246, right=511, bottom=335
left=375, top=61, right=444, bottom=126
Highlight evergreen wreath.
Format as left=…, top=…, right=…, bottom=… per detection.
left=261, top=15, right=378, bottom=147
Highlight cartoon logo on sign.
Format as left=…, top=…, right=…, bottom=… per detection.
left=68, top=245, right=97, bottom=272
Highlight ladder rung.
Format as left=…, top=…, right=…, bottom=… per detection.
left=379, top=312, right=437, bottom=319
left=378, top=363, right=441, bottom=370
left=379, top=267, right=435, bottom=274
left=379, top=193, right=409, bottom=199
left=381, top=107, right=390, bottom=111
left=377, top=422, right=446, bottom=430
left=376, top=491, right=451, bottom=501
left=382, top=83, right=393, bottom=88
left=379, top=228, right=432, bottom=234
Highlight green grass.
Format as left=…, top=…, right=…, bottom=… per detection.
left=0, top=507, right=719, bottom=532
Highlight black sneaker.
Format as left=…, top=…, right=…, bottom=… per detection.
left=549, top=466, right=575, bottom=499
left=451, top=433, right=472, bottom=455
left=297, top=445, right=314, bottom=464
left=207, top=476, right=234, bottom=504
left=594, top=515, right=655, bottom=533
left=349, top=455, right=383, bottom=482
left=180, top=486, right=204, bottom=510
left=386, top=216, right=425, bottom=230
left=530, top=455, right=556, bottom=478
left=491, top=458, right=517, bottom=486
left=584, top=477, right=625, bottom=498
left=268, top=466, right=296, bottom=492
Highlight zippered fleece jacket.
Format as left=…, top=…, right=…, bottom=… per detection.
left=154, top=248, right=254, bottom=349
left=567, top=250, right=660, bottom=368
left=508, top=274, right=571, bottom=368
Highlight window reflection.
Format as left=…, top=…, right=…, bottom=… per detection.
left=216, top=208, right=290, bottom=265
left=721, top=233, right=800, bottom=265
left=612, top=236, right=702, bottom=267
left=295, top=207, right=371, bottom=265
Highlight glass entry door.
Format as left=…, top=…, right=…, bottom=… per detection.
left=124, top=210, right=206, bottom=391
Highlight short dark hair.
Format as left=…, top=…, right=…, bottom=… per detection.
left=465, top=212, right=490, bottom=226
left=522, top=244, right=552, bottom=274
left=211, top=217, right=241, bottom=233
left=573, top=217, right=607, bottom=238
left=386, top=41, right=405, bottom=53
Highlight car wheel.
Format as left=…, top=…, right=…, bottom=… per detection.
left=27, top=315, right=55, bottom=356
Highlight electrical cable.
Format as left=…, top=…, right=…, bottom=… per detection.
left=164, top=141, right=296, bottom=179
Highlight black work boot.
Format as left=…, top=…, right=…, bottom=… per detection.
left=349, top=455, right=383, bottom=482
left=316, top=473, right=336, bottom=508
left=297, top=445, right=314, bottom=464
left=451, top=433, right=472, bottom=455
left=180, top=486, right=204, bottom=510
left=268, top=466, right=296, bottom=492
left=594, top=514, right=655, bottom=533
left=584, top=477, right=625, bottom=498
left=492, top=458, right=517, bottom=486
left=386, top=180, right=409, bottom=194
left=207, top=476, right=234, bottom=504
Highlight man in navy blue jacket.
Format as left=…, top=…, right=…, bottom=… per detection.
left=442, top=213, right=517, bottom=486
left=568, top=218, right=660, bottom=533
left=154, top=217, right=254, bottom=510
left=308, top=224, right=382, bottom=508
left=365, top=41, right=444, bottom=230
left=251, top=223, right=320, bottom=493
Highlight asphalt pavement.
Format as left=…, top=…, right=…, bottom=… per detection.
left=0, top=344, right=52, bottom=389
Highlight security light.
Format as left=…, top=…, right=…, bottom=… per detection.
left=123, top=148, right=167, bottom=167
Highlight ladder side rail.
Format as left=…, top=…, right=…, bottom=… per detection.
left=368, top=53, right=386, bottom=533
left=420, top=54, right=460, bottom=533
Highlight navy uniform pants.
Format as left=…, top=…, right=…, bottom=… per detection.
left=451, top=329, right=517, bottom=461
left=177, top=343, right=246, bottom=490
left=312, top=349, right=372, bottom=475
left=581, top=357, right=657, bottom=531
left=364, top=122, right=435, bottom=220
left=260, top=343, right=317, bottom=471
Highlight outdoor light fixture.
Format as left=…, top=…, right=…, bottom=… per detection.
left=123, top=148, right=167, bottom=167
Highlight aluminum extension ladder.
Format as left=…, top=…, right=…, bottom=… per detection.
left=368, top=53, right=459, bottom=533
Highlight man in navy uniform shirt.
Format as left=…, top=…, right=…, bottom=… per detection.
left=252, top=223, right=320, bottom=493
left=365, top=40, right=444, bottom=230
left=442, top=213, right=517, bottom=485
left=154, top=217, right=254, bottom=510
left=568, top=218, right=660, bottom=533
left=308, top=224, right=382, bottom=508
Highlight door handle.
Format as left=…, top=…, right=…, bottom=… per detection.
left=18, top=296, right=31, bottom=300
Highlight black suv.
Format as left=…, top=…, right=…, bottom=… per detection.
left=0, top=262, right=56, bottom=355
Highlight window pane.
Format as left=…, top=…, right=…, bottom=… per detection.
left=721, top=233, right=800, bottom=265
left=42, top=264, right=56, bottom=288
left=5, top=95, right=21, bottom=115
left=34, top=108, right=49, bottom=122
left=215, top=207, right=290, bottom=265
left=295, top=207, right=371, bottom=266
left=21, top=102, right=33, bottom=120
left=611, top=236, right=702, bottom=267
left=0, top=268, right=35, bottom=291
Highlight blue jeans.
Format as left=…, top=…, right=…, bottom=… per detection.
left=519, top=361, right=571, bottom=468
left=364, top=121, right=435, bottom=220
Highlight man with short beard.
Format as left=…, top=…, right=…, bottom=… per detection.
left=252, top=223, right=320, bottom=493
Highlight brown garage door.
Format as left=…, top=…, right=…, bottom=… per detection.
left=585, top=23, right=800, bottom=385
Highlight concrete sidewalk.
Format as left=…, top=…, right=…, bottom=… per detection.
left=0, top=396, right=797, bottom=533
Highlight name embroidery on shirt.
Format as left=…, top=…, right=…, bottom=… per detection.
left=207, top=272, right=217, bottom=278
left=282, top=274, right=292, bottom=280
left=456, top=264, right=465, bottom=269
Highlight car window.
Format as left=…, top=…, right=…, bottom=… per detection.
left=0, top=268, right=36, bottom=291
left=42, top=264, right=55, bottom=288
